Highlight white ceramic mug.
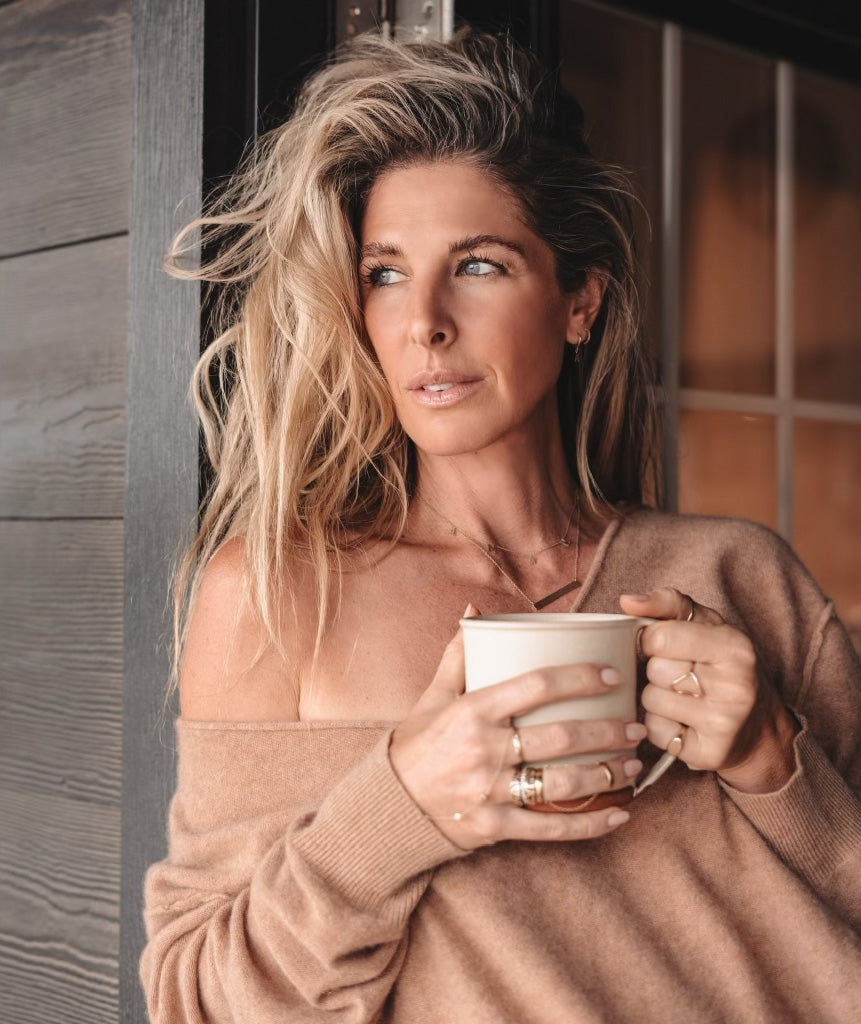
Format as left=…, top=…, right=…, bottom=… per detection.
left=460, top=613, right=652, bottom=767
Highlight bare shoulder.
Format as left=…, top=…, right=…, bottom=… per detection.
left=180, top=536, right=304, bottom=722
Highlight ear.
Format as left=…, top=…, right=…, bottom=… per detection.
left=565, top=271, right=608, bottom=346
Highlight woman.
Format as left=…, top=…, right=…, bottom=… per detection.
left=141, top=29, right=861, bottom=1023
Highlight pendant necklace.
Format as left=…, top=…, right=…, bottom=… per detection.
left=420, top=494, right=582, bottom=611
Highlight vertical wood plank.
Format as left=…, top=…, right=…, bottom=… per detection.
left=0, top=0, right=131, bottom=255
left=123, top=0, right=203, bottom=1019
left=0, top=237, right=128, bottom=518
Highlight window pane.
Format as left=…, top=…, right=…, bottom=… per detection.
left=680, top=38, right=775, bottom=394
left=678, top=410, right=777, bottom=528
left=795, top=420, right=861, bottom=649
left=558, top=1, right=662, bottom=361
left=794, top=72, right=861, bottom=405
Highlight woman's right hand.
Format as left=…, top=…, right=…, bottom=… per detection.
left=388, top=614, right=646, bottom=850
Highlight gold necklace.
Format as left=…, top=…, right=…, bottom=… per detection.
left=421, top=495, right=582, bottom=611
left=453, top=502, right=578, bottom=565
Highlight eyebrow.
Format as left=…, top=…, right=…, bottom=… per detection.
left=359, top=234, right=527, bottom=261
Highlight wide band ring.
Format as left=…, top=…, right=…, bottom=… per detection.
left=672, top=667, right=704, bottom=698
left=666, top=725, right=689, bottom=758
left=509, top=765, right=544, bottom=808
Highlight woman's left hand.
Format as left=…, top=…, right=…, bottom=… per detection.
left=619, top=588, right=799, bottom=794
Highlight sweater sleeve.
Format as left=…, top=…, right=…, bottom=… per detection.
left=140, top=722, right=464, bottom=1023
left=719, top=597, right=861, bottom=926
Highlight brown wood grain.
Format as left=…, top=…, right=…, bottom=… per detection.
left=0, top=0, right=131, bottom=255
left=0, top=520, right=124, bottom=807
left=0, top=786, right=119, bottom=1024
left=0, top=236, right=128, bottom=518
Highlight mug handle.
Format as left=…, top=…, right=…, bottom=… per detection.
left=634, top=616, right=657, bottom=659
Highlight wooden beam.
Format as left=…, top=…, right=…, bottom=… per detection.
left=122, top=0, right=203, bottom=1020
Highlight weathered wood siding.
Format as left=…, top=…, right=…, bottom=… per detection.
left=0, top=0, right=131, bottom=255
left=0, top=0, right=131, bottom=1020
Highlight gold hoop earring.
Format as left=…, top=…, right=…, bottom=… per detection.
left=574, top=327, right=591, bottom=363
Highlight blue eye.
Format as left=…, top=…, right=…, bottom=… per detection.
left=461, top=258, right=496, bottom=276
left=364, top=266, right=406, bottom=287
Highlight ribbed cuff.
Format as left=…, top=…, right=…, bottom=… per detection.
left=720, top=722, right=861, bottom=890
left=293, top=731, right=464, bottom=917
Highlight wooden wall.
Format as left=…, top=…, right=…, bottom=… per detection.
left=0, top=0, right=131, bottom=1019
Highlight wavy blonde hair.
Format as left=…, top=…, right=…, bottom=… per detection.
left=168, top=28, right=660, bottom=681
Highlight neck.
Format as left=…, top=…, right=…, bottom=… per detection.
left=412, top=425, right=578, bottom=553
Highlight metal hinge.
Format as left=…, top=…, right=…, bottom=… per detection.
left=335, top=1, right=453, bottom=46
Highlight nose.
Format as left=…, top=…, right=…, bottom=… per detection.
left=407, top=278, right=457, bottom=349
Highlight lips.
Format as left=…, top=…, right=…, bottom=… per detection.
left=406, top=370, right=484, bottom=407
left=407, top=369, right=481, bottom=391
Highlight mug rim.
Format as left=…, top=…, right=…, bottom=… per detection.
left=460, top=613, right=647, bottom=629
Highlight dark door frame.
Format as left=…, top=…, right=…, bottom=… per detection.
left=122, top=2, right=859, bottom=1020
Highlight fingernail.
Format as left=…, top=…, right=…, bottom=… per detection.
left=622, top=593, right=650, bottom=602
left=463, top=603, right=479, bottom=618
left=608, top=810, right=630, bottom=827
left=623, top=758, right=643, bottom=778
left=600, top=667, right=622, bottom=687
left=625, top=722, right=647, bottom=741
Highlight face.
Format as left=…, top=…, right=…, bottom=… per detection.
left=359, top=161, right=584, bottom=459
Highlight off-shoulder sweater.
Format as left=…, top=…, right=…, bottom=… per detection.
left=141, top=511, right=861, bottom=1023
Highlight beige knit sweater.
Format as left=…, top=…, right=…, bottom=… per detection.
left=141, top=512, right=861, bottom=1023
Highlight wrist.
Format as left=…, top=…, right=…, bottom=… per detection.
left=718, top=706, right=800, bottom=794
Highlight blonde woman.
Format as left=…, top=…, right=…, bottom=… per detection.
left=141, top=29, right=861, bottom=1023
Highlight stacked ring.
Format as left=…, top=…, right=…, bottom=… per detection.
left=509, top=765, right=544, bottom=808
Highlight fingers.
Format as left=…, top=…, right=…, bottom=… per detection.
left=620, top=588, right=724, bottom=629
left=485, top=754, right=641, bottom=807
left=644, top=710, right=692, bottom=754
left=638, top=620, right=748, bottom=666
left=468, top=802, right=632, bottom=844
left=472, top=661, right=625, bottom=724
left=534, top=756, right=642, bottom=804
left=414, top=603, right=481, bottom=714
left=513, top=716, right=646, bottom=766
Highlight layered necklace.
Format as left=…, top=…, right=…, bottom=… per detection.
left=420, top=494, right=582, bottom=611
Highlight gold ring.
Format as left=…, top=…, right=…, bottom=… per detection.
left=666, top=725, right=689, bottom=758
left=672, top=668, right=703, bottom=698
left=509, top=769, right=526, bottom=807
left=544, top=760, right=614, bottom=813
left=510, top=765, right=544, bottom=808
left=511, top=726, right=523, bottom=763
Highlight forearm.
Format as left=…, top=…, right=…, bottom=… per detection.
left=719, top=718, right=861, bottom=927
left=142, top=731, right=463, bottom=1022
